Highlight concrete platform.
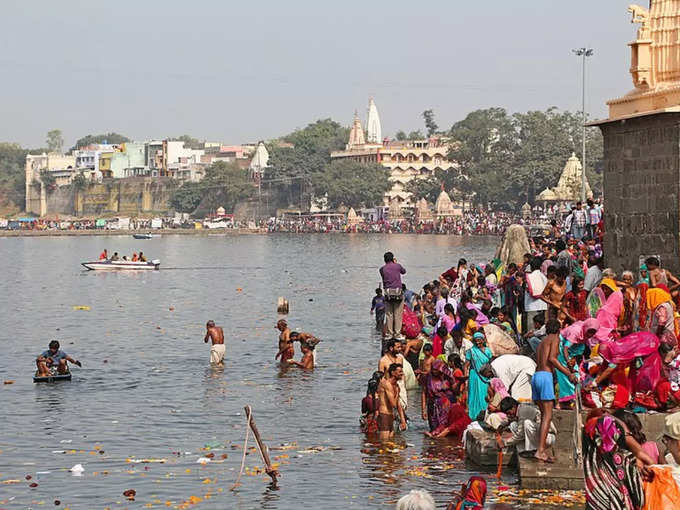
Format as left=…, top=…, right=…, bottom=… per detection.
left=518, top=409, right=669, bottom=490
left=465, top=428, right=516, bottom=468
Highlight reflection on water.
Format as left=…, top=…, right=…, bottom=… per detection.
left=0, top=234, right=557, bottom=509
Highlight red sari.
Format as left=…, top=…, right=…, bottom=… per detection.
left=563, top=290, right=588, bottom=322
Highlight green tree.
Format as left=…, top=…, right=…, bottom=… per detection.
left=71, top=173, right=88, bottom=192
left=266, top=119, right=349, bottom=208
left=172, top=134, right=203, bottom=150
left=394, top=130, right=407, bottom=141
left=405, top=176, right=442, bottom=204
left=72, top=132, right=130, bottom=150
left=446, top=108, right=517, bottom=207
left=170, top=181, right=203, bottom=213
left=407, top=130, right=424, bottom=140
left=46, top=129, right=64, bottom=153
left=189, top=161, right=254, bottom=215
left=312, top=160, right=390, bottom=209
left=423, top=109, right=439, bottom=136
left=0, top=142, right=29, bottom=210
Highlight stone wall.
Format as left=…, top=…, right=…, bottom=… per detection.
left=76, top=177, right=176, bottom=216
left=597, top=113, right=680, bottom=274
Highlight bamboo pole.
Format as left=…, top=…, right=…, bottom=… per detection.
left=244, top=405, right=279, bottom=484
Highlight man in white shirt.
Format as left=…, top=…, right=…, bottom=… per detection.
left=524, top=257, right=548, bottom=329
left=481, top=354, right=536, bottom=403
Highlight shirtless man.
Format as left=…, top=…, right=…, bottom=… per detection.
left=646, top=256, right=680, bottom=293
left=204, top=320, right=225, bottom=366
left=531, top=319, right=578, bottom=463
left=289, top=341, right=315, bottom=370
left=541, top=266, right=568, bottom=319
left=275, top=319, right=294, bottom=364
left=379, top=339, right=409, bottom=411
left=376, top=363, right=407, bottom=440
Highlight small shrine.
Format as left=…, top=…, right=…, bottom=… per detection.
left=414, top=198, right=433, bottom=221
left=434, top=189, right=459, bottom=218
left=347, top=207, right=363, bottom=225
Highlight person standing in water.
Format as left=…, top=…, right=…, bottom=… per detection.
left=204, top=320, right=225, bottom=366
left=377, top=363, right=407, bottom=440
left=275, top=319, right=294, bottom=364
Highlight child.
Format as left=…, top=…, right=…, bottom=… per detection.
left=370, top=288, right=385, bottom=332
left=432, top=324, right=449, bottom=358
left=360, top=378, right=380, bottom=434
left=524, top=314, right=546, bottom=353
left=418, top=343, right=435, bottom=383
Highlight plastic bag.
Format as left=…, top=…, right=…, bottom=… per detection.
left=643, top=466, right=680, bottom=510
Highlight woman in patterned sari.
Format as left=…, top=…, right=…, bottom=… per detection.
left=421, top=359, right=459, bottom=432
left=583, top=412, right=653, bottom=510
left=465, top=331, right=492, bottom=421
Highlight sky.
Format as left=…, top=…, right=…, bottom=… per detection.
left=1, top=0, right=640, bottom=148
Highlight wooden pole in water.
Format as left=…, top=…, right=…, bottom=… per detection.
left=244, top=405, right=279, bottom=484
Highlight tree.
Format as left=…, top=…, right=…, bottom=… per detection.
left=170, top=181, right=203, bottom=213
left=407, top=130, right=424, bottom=140
left=265, top=118, right=349, bottom=208
left=186, top=161, right=254, bottom=215
left=72, top=132, right=130, bottom=151
left=312, top=160, right=390, bottom=209
left=172, top=134, right=203, bottom=150
left=394, top=130, right=407, bottom=141
left=39, top=169, right=56, bottom=193
left=446, top=108, right=517, bottom=207
left=423, top=109, right=439, bottom=136
left=405, top=176, right=442, bottom=204
left=0, top=142, right=29, bottom=210
left=46, top=129, right=64, bottom=153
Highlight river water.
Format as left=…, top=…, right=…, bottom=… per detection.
left=0, top=234, right=565, bottom=509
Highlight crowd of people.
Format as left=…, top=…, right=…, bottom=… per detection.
left=266, top=211, right=551, bottom=235
left=362, top=204, right=680, bottom=509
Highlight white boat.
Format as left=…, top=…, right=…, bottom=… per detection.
left=81, top=259, right=160, bottom=271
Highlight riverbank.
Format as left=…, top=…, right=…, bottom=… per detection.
left=0, top=228, right=265, bottom=237
left=0, top=228, right=506, bottom=238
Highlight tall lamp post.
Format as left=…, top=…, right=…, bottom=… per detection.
left=573, top=47, right=594, bottom=203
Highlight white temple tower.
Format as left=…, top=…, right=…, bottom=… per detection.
left=366, top=97, right=382, bottom=144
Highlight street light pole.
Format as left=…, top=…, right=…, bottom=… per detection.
left=573, top=47, right=594, bottom=203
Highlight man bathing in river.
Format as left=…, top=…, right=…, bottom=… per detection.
left=36, top=340, right=81, bottom=376
left=288, top=341, right=315, bottom=370
left=532, top=318, right=578, bottom=463
left=275, top=319, right=294, bottom=364
left=204, top=320, right=225, bottom=366
left=377, top=363, right=407, bottom=439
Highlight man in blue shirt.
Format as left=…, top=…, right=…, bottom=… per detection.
left=36, top=340, right=81, bottom=376
left=371, top=288, right=386, bottom=331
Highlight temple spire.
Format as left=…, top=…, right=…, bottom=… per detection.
left=366, top=97, right=382, bottom=143
left=347, top=110, right=366, bottom=149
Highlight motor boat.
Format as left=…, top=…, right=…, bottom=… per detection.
left=81, top=259, right=160, bottom=271
left=132, top=233, right=158, bottom=239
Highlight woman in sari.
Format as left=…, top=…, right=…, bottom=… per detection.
left=556, top=319, right=599, bottom=407
left=618, top=271, right=639, bottom=337
left=562, top=276, right=588, bottom=323
left=594, top=278, right=623, bottom=344
left=583, top=412, right=653, bottom=510
left=446, top=476, right=487, bottom=510
left=465, top=331, right=492, bottom=420
left=647, top=287, right=678, bottom=348
left=421, top=359, right=459, bottom=432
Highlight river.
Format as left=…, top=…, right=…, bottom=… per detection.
left=0, top=234, right=570, bottom=509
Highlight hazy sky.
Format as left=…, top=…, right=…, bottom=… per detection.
left=2, top=0, right=639, bottom=148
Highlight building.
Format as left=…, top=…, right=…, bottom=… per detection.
left=25, top=153, right=77, bottom=215
left=536, top=153, right=593, bottom=208
left=592, top=0, right=680, bottom=274
left=330, top=97, right=458, bottom=209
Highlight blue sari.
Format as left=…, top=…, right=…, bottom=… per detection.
left=465, top=345, right=492, bottom=420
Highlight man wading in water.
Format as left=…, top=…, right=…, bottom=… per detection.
left=532, top=319, right=578, bottom=463
left=204, top=320, right=225, bottom=366
left=377, top=363, right=407, bottom=440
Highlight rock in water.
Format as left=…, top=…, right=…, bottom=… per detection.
left=495, top=224, right=530, bottom=268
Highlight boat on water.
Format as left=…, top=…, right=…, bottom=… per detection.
left=34, top=369, right=72, bottom=383
left=81, top=259, right=160, bottom=271
left=132, top=233, right=158, bottom=239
